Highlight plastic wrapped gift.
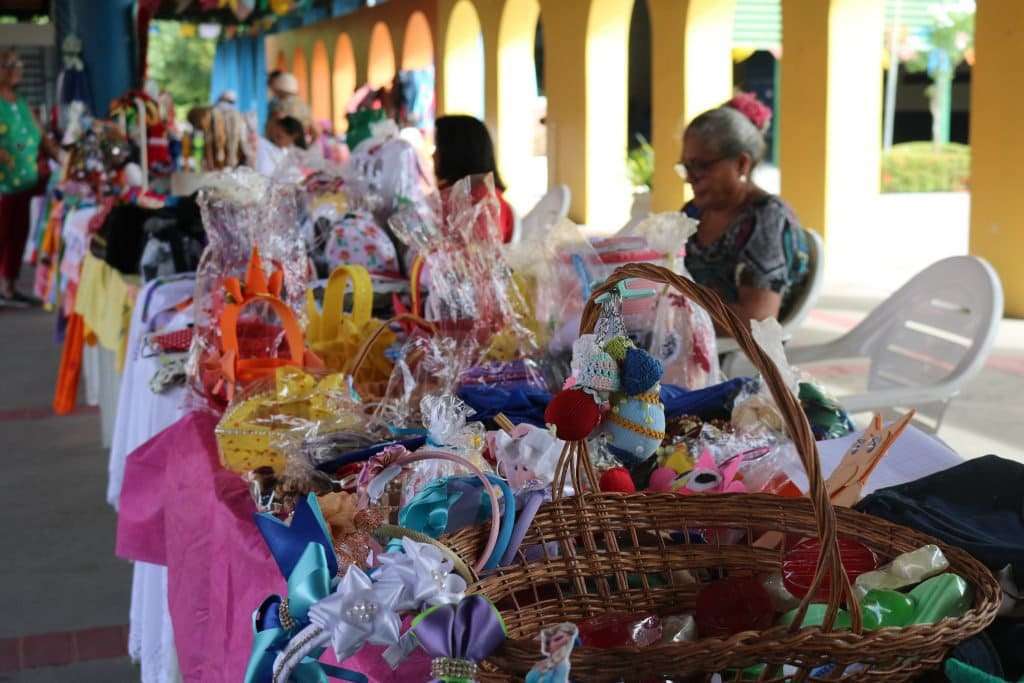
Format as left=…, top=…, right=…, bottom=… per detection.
left=216, top=366, right=366, bottom=474
left=390, top=174, right=537, bottom=359
left=188, top=170, right=309, bottom=406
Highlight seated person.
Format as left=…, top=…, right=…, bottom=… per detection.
left=433, top=115, right=515, bottom=243
left=680, top=94, right=809, bottom=325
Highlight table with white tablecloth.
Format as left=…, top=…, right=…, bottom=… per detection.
left=107, top=275, right=194, bottom=683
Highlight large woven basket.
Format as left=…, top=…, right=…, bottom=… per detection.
left=445, top=263, right=1000, bottom=682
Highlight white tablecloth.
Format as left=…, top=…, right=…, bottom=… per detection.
left=108, top=276, right=194, bottom=683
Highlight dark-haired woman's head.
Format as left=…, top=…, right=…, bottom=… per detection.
left=433, top=115, right=505, bottom=191
left=271, top=115, right=307, bottom=150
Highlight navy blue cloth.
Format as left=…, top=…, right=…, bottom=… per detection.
left=660, top=378, right=752, bottom=420
left=855, top=455, right=1024, bottom=577
left=458, top=385, right=551, bottom=428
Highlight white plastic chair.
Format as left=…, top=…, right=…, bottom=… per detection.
left=767, top=256, right=1003, bottom=433
left=518, top=184, right=570, bottom=244
left=719, top=227, right=826, bottom=364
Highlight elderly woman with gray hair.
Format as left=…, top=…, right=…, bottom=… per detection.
left=680, top=93, right=809, bottom=325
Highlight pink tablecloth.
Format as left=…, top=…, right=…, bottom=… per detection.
left=116, top=411, right=429, bottom=682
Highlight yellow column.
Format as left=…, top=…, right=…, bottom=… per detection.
left=970, top=1, right=1024, bottom=316
left=649, top=0, right=735, bottom=213
left=780, top=0, right=883, bottom=239
left=538, top=0, right=591, bottom=222
left=496, top=0, right=541, bottom=208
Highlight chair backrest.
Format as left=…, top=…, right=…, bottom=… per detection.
left=779, top=227, right=825, bottom=335
left=838, top=256, right=1003, bottom=394
left=520, top=185, right=571, bottom=243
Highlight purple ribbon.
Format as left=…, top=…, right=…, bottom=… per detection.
left=411, top=595, right=506, bottom=682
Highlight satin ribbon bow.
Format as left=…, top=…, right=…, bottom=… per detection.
left=374, top=537, right=467, bottom=611
left=308, top=565, right=403, bottom=661
left=255, top=493, right=339, bottom=580
left=411, top=595, right=507, bottom=683
left=244, top=542, right=335, bottom=683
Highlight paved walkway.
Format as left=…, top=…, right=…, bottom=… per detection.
left=0, top=306, right=136, bottom=681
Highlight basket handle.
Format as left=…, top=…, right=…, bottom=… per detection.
left=581, top=262, right=859, bottom=632
left=316, top=264, right=374, bottom=340
left=346, top=312, right=436, bottom=379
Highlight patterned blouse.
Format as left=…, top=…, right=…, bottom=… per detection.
left=683, top=194, right=809, bottom=317
left=0, top=96, right=41, bottom=194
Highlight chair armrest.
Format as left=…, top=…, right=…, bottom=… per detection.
left=837, top=383, right=959, bottom=414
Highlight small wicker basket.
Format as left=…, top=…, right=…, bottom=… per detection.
left=445, top=263, right=1000, bottom=682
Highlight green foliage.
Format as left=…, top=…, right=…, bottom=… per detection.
left=905, top=3, right=974, bottom=78
left=147, top=21, right=217, bottom=112
left=881, top=142, right=970, bottom=193
left=626, top=134, right=655, bottom=190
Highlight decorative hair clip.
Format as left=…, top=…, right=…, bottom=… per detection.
left=411, top=595, right=507, bottom=683
left=374, top=537, right=468, bottom=610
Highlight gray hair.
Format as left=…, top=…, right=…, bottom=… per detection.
left=685, top=106, right=766, bottom=167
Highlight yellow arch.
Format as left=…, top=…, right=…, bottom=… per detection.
left=367, top=21, right=396, bottom=88
left=402, top=10, right=434, bottom=70
left=443, top=0, right=485, bottom=118
left=310, top=40, right=331, bottom=125
left=292, top=47, right=310, bottom=104
left=332, top=33, right=357, bottom=132
left=585, top=0, right=634, bottom=225
left=497, top=0, right=541, bottom=206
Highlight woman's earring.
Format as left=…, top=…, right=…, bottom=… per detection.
left=740, top=174, right=748, bottom=183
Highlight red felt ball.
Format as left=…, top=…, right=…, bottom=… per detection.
left=599, top=466, right=636, bottom=493
left=544, top=388, right=601, bottom=441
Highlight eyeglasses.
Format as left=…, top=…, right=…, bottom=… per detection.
left=675, top=156, right=727, bottom=180
left=1, top=60, right=23, bottom=70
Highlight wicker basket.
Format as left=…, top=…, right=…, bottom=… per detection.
left=445, top=263, right=1000, bottom=682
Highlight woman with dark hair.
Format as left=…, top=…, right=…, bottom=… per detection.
left=273, top=116, right=307, bottom=150
left=433, top=114, right=515, bottom=243
left=680, top=94, right=809, bottom=324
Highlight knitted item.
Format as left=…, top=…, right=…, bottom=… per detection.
left=545, top=388, right=602, bottom=441
left=600, top=466, right=637, bottom=493
left=620, top=347, right=664, bottom=395
left=603, top=335, right=632, bottom=362
left=603, top=388, right=666, bottom=464
left=571, top=334, right=620, bottom=393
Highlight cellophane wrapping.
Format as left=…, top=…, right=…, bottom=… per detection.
left=186, top=168, right=310, bottom=407
left=609, top=212, right=720, bottom=390
left=389, top=174, right=542, bottom=382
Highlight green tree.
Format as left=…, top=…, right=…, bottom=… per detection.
left=905, top=2, right=974, bottom=146
left=147, top=21, right=217, bottom=112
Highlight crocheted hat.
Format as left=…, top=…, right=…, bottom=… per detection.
left=571, top=334, right=620, bottom=393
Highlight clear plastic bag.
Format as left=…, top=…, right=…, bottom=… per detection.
left=591, top=212, right=720, bottom=390
left=401, top=394, right=490, bottom=504
left=187, top=169, right=310, bottom=407
left=389, top=174, right=538, bottom=362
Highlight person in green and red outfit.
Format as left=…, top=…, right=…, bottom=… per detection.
left=0, top=49, right=61, bottom=306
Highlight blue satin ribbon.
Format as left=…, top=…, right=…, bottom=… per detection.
left=255, top=493, right=339, bottom=580
left=245, top=542, right=369, bottom=683
left=398, top=474, right=515, bottom=570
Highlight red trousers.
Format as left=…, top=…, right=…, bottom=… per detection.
left=0, top=187, right=33, bottom=282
